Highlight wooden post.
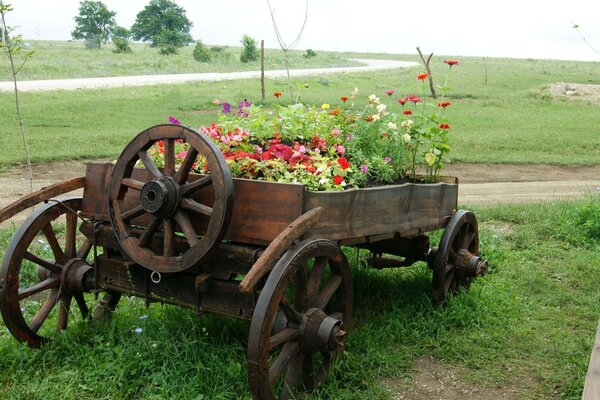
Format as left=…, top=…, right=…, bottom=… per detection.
left=260, top=40, right=265, bottom=103
left=416, top=46, right=437, bottom=99
left=583, top=320, right=600, bottom=400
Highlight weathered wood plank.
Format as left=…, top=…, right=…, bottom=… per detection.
left=583, top=320, right=600, bottom=400
left=0, top=177, right=86, bottom=224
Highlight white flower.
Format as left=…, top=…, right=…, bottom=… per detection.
left=351, top=87, right=359, bottom=96
left=376, top=104, right=387, bottom=114
left=133, top=327, right=143, bottom=333
left=387, top=122, right=397, bottom=130
left=402, top=133, right=411, bottom=143
left=401, top=119, right=414, bottom=129
left=139, top=315, right=148, bottom=320
left=371, top=114, right=380, bottom=121
left=368, top=94, right=380, bottom=104
left=319, top=177, right=329, bottom=185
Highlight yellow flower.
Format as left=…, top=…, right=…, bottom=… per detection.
left=321, top=103, right=331, bottom=110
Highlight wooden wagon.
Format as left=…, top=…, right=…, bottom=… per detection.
left=0, top=125, right=488, bottom=399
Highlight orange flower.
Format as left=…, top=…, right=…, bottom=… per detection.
left=403, top=110, right=413, bottom=115
left=329, top=108, right=341, bottom=116
left=340, top=96, right=348, bottom=103
left=440, top=123, right=450, bottom=130
left=273, top=91, right=282, bottom=98
left=417, top=73, right=428, bottom=81
left=437, top=101, right=452, bottom=108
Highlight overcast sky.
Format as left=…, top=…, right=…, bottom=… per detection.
left=6, top=0, right=600, bottom=61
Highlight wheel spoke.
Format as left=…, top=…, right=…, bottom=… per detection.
left=65, top=211, right=77, bottom=259
left=303, top=353, right=316, bottom=391
left=138, top=217, right=162, bottom=248
left=181, top=198, right=213, bottom=217
left=306, top=256, right=328, bottom=304
left=121, top=178, right=145, bottom=191
left=293, top=264, right=308, bottom=312
left=56, top=294, right=72, bottom=331
left=268, top=342, right=299, bottom=387
left=24, top=251, right=62, bottom=275
left=138, top=150, right=163, bottom=178
left=279, top=298, right=302, bottom=324
left=77, top=239, right=92, bottom=260
left=314, top=274, right=342, bottom=309
left=28, top=288, right=59, bottom=333
left=269, top=327, right=299, bottom=351
left=42, top=224, right=65, bottom=264
left=164, top=138, right=175, bottom=177
left=121, top=205, right=146, bottom=221
left=18, top=277, right=59, bottom=300
left=281, top=352, right=304, bottom=400
left=181, top=175, right=212, bottom=196
left=74, top=293, right=89, bottom=319
left=163, top=218, right=175, bottom=257
left=174, top=211, right=200, bottom=247
left=174, top=147, right=199, bottom=184
left=463, top=229, right=476, bottom=250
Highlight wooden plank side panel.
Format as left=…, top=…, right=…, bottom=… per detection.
left=79, top=163, right=304, bottom=245
left=303, top=182, right=458, bottom=241
left=583, top=320, right=600, bottom=400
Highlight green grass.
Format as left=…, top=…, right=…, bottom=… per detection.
left=0, top=40, right=360, bottom=81
left=1, top=45, right=599, bottom=169
left=1, top=196, right=599, bottom=399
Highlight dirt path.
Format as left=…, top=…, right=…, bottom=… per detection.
left=0, top=59, right=419, bottom=92
left=1, top=160, right=597, bottom=227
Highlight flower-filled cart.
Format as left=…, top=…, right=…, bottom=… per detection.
left=0, top=90, right=488, bottom=399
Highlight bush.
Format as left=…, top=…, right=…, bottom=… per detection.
left=112, top=26, right=132, bottom=54
left=193, top=40, right=211, bottom=62
left=240, top=34, right=259, bottom=63
left=157, top=29, right=187, bottom=55
left=303, top=49, right=317, bottom=58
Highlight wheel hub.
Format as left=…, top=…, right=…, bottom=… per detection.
left=299, top=308, right=346, bottom=353
left=453, top=249, right=488, bottom=278
left=140, top=177, right=179, bottom=217
left=60, top=259, right=93, bottom=294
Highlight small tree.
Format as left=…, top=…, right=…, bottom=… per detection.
left=131, top=0, right=192, bottom=51
left=71, top=0, right=116, bottom=49
left=240, top=34, right=259, bottom=63
left=193, top=40, right=211, bottom=62
left=112, top=26, right=132, bottom=53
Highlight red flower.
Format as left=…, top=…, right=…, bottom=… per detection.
left=384, top=89, right=395, bottom=96
left=337, top=157, right=350, bottom=170
left=397, top=98, right=407, bottom=106
left=439, top=123, right=451, bottom=130
left=403, top=110, right=413, bottom=115
left=417, top=73, right=428, bottom=81
left=437, top=101, right=452, bottom=108
left=340, top=96, right=348, bottom=103
left=262, top=144, right=293, bottom=161
left=273, top=91, right=282, bottom=98
left=405, top=95, right=421, bottom=104
left=444, top=59, right=459, bottom=66
left=333, top=175, right=344, bottom=185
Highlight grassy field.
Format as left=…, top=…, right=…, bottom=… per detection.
left=0, top=197, right=598, bottom=399
left=0, top=47, right=599, bottom=170
left=0, top=40, right=359, bottom=81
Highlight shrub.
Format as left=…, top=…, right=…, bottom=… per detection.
left=240, top=34, right=259, bottom=63
left=303, top=49, right=317, bottom=58
left=112, top=26, right=132, bottom=54
left=193, top=40, right=211, bottom=62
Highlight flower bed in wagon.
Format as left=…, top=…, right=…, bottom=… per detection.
left=151, top=62, right=459, bottom=191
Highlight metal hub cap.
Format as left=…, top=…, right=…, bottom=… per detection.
left=140, top=177, right=179, bottom=217
left=299, top=308, right=346, bottom=353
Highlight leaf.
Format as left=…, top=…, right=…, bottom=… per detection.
left=425, top=152, right=436, bottom=166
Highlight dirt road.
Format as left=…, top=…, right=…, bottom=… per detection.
left=1, top=160, right=597, bottom=227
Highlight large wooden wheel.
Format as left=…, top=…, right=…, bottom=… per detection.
left=108, top=124, right=233, bottom=273
left=247, top=239, right=353, bottom=400
left=0, top=198, right=118, bottom=347
left=431, top=210, right=488, bottom=304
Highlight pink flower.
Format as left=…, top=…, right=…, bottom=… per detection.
left=444, top=59, right=459, bottom=66
left=384, top=157, right=392, bottom=163
left=360, top=165, right=368, bottom=173
left=212, top=99, right=221, bottom=105
left=384, top=89, right=395, bottom=96
left=332, top=127, right=341, bottom=136
left=336, top=145, right=346, bottom=156
left=167, top=116, right=181, bottom=125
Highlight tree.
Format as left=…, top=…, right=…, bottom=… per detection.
left=131, top=0, right=192, bottom=51
left=240, top=34, right=259, bottom=63
left=112, top=26, right=132, bottom=54
left=71, top=0, right=116, bottom=49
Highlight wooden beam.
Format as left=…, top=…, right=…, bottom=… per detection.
left=584, top=320, right=600, bottom=400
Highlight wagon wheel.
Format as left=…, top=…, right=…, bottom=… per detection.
left=431, top=210, right=488, bottom=304
left=108, top=124, right=233, bottom=273
left=0, top=198, right=118, bottom=348
left=247, top=239, right=353, bottom=400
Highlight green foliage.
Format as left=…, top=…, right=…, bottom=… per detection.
left=71, top=0, right=116, bottom=49
left=112, top=26, right=132, bottom=54
left=130, top=0, right=192, bottom=49
left=303, top=48, right=317, bottom=58
left=239, top=34, right=259, bottom=63
left=192, top=40, right=211, bottom=62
